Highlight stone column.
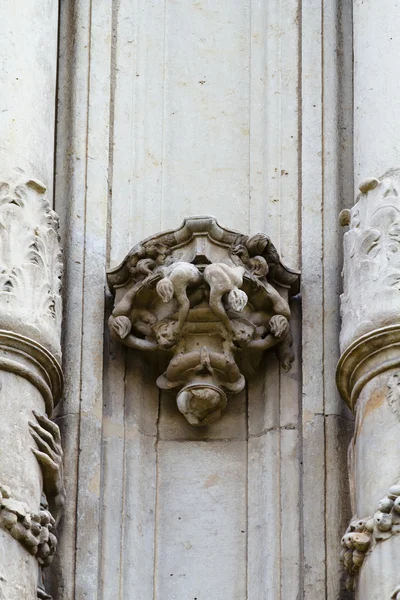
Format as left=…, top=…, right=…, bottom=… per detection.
left=337, top=2, right=400, bottom=589
left=0, top=2, right=62, bottom=599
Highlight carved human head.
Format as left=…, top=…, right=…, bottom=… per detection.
left=231, top=318, right=256, bottom=347
left=152, top=319, right=178, bottom=348
left=177, top=384, right=227, bottom=426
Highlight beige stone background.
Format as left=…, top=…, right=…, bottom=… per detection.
left=51, top=0, right=354, bottom=598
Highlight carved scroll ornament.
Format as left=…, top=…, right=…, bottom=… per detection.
left=107, top=217, right=299, bottom=426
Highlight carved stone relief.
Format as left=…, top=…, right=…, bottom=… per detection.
left=0, top=171, right=62, bottom=360
left=387, top=373, right=400, bottom=420
left=107, top=217, right=300, bottom=425
left=339, top=171, right=400, bottom=355
left=0, top=171, right=64, bottom=600
left=341, top=484, right=400, bottom=591
left=0, top=484, right=57, bottom=567
left=28, top=412, right=65, bottom=522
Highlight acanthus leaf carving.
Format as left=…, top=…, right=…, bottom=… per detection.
left=0, top=171, right=63, bottom=359
left=107, top=217, right=299, bottom=426
left=340, top=170, right=400, bottom=353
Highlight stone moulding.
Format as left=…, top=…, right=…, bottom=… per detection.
left=341, top=484, right=400, bottom=591
left=392, top=585, right=400, bottom=600
left=107, top=216, right=300, bottom=426
left=336, top=324, right=400, bottom=411
left=0, top=330, right=63, bottom=413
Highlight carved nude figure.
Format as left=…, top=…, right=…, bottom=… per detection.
left=203, top=263, right=248, bottom=336
left=156, top=262, right=202, bottom=333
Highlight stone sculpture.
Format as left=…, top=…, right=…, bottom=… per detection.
left=108, top=216, right=299, bottom=426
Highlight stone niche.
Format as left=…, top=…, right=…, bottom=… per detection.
left=107, top=216, right=300, bottom=426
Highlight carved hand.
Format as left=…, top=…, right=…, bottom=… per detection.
left=269, top=314, right=289, bottom=338
left=29, top=412, right=65, bottom=522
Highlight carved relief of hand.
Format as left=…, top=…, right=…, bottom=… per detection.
left=269, top=314, right=289, bottom=338
left=29, top=412, right=65, bottom=522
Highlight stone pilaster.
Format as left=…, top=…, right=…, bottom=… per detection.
left=0, top=2, right=62, bottom=599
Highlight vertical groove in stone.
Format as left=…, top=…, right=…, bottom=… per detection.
left=301, top=1, right=354, bottom=599
left=322, top=1, right=354, bottom=599
left=301, top=1, right=327, bottom=598
left=53, top=0, right=91, bottom=597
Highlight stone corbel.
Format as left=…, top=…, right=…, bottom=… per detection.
left=337, top=171, right=400, bottom=597
left=0, top=172, right=64, bottom=599
left=107, top=216, right=300, bottom=426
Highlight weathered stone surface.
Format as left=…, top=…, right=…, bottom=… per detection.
left=108, top=217, right=299, bottom=426
left=0, top=2, right=61, bottom=596
left=52, top=0, right=353, bottom=597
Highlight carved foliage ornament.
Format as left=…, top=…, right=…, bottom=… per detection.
left=0, top=483, right=57, bottom=567
left=341, top=484, right=400, bottom=591
left=107, top=217, right=299, bottom=426
left=339, top=171, right=400, bottom=354
left=0, top=170, right=62, bottom=359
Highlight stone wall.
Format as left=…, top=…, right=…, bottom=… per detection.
left=50, top=0, right=354, bottom=598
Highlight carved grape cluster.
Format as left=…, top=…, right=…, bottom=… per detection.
left=0, top=483, right=57, bottom=567
left=341, top=484, right=400, bottom=591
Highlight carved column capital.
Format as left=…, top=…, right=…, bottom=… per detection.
left=0, top=171, right=63, bottom=411
left=338, top=171, right=400, bottom=410
left=107, top=216, right=300, bottom=426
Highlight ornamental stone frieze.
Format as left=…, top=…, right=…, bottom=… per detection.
left=0, top=171, right=64, bottom=600
left=337, top=171, right=400, bottom=598
left=107, top=216, right=300, bottom=426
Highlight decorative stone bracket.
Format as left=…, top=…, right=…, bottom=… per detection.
left=107, top=217, right=300, bottom=426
